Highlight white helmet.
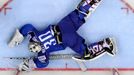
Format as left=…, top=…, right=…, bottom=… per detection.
left=28, top=42, right=42, bottom=53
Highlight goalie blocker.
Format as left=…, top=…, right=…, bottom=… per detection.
left=8, top=29, right=24, bottom=48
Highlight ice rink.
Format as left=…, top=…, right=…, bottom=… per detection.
left=0, top=0, right=134, bottom=75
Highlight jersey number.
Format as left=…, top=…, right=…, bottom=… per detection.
left=39, top=31, right=56, bottom=49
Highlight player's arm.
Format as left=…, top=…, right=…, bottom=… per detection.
left=18, top=58, right=37, bottom=71
left=18, top=56, right=49, bottom=71
left=19, top=51, right=49, bottom=71
left=8, top=24, right=37, bottom=47
left=32, top=55, right=49, bottom=68
left=18, top=58, right=49, bottom=71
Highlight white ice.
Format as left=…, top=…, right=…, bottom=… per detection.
left=0, top=0, right=134, bottom=68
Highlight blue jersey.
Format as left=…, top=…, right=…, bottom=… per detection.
left=20, top=24, right=66, bottom=68
left=19, top=9, right=89, bottom=68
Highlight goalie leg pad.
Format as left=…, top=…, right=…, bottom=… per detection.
left=72, top=37, right=116, bottom=62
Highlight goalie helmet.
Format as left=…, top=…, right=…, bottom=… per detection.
left=28, top=42, right=42, bottom=53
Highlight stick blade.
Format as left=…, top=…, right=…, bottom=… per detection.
left=72, top=57, right=87, bottom=71
left=15, top=69, right=20, bottom=75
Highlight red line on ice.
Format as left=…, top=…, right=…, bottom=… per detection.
left=0, top=0, right=12, bottom=12
left=121, top=0, right=134, bottom=13
left=0, top=68, right=134, bottom=71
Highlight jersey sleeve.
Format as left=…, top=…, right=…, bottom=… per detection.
left=32, top=51, right=49, bottom=68
left=19, top=24, right=38, bottom=36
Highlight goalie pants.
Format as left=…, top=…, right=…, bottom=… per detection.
left=58, top=9, right=87, bottom=56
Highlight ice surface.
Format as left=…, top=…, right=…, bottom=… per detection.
left=0, top=0, right=134, bottom=68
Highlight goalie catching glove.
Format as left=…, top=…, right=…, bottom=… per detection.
left=18, top=59, right=36, bottom=71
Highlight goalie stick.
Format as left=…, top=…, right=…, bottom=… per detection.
left=4, top=54, right=87, bottom=71
left=15, top=69, right=20, bottom=75
left=112, top=68, right=120, bottom=75
left=4, top=54, right=77, bottom=60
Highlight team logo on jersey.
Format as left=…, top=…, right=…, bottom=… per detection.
left=121, top=0, right=134, bottom=14
left=38, top=56, right=46, bottom=63
left=0, top=0, right=12, bottom=15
